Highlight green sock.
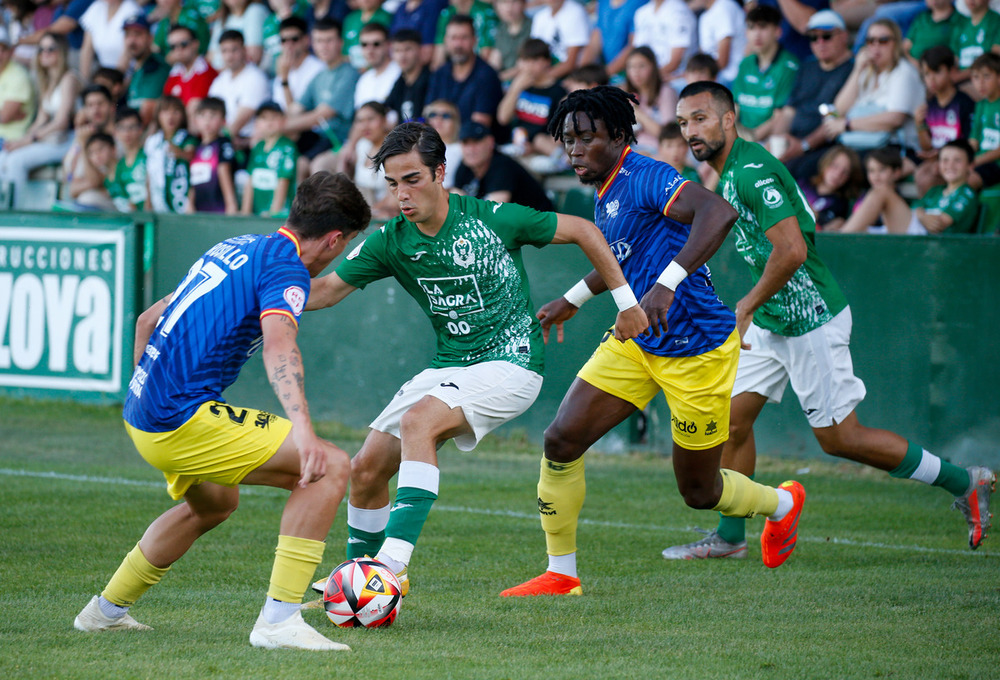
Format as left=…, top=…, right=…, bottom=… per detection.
left=384, top=486, right=438, bottom=546
left=889, top=441, right=970, bottom=497
left=715, top=473, right=751, bottom=544
left=346, top=527, right=384, bottom=560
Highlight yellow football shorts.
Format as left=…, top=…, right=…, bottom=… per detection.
left=124, top=401, right=292, bottom=500
left=577, top=328, right=740, bottom=450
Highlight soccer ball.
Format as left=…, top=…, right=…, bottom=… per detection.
left=323, top=557, right=402, bottom=628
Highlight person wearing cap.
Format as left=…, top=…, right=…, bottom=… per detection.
left=454, top=120, right=554, bottom=212
left=769, top=9, right=855, bottom=181
left=242, top=102, right=299, bottom=217
left=0, top=26, right=37, bottom=146
left=208, top=29, right=271, bottom=148
left=124, top=14, right=171, bottom=127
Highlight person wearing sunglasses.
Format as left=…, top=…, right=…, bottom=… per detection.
left=822, top=18, right=924, bottom=157
left=353, top=22, right=401, bottom=109
left=163, top=24, right=219, bottom=121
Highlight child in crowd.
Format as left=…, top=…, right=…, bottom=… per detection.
left=93, top=67, right=126, bottom=109
left=799, top=145, right=863, bottom=231
left=422, top=99, right=462, bottom=189
left=914, top=46, right=975, bottom=196
left=657, top=122, right=700, bottom=183
left=188, top=97, right=238, bottom=214
left=144, top=96, right=198, bottom=213
left=951, top=0, right=1000, bottom=85
left=839, top=146, right=906, bottom=233
left=107, top=108, right=148, bottom=212
left=904, top=0, right=964, bottom=63
left=732, top=4, right=800, bottom=142
left=351, top=100, right=398, bottom=220
left=496, top=38, right=566, bottom=161
left=70, top=132, right=116, bottom=210
left=969, top=53, right=1000, bottom=191
left=683, top=53, right=720, bottom=85
left=841, top=142, right=979, bottom=234
left=241, top=101, right=298, bottom=218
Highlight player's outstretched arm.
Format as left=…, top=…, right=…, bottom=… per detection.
left=537, top=269, right=608, bottom=343
left=551, top=214, right=649, bottom=340
left=261, top=313, right=327, bottom=487
left=133, top=294, right=172, bottom=366
left=305, top=272, right=357, bottom=311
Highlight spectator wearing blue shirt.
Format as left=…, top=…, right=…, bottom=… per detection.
left=580, top=0, right=647, bottom=79
left=426, top=15, right=503, bottom=129
left=391, top=0, right=449, bottom=65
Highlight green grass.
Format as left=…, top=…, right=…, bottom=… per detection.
left=1, top=398, right=997, bottom=680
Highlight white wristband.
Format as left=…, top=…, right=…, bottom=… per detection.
left=610, top=284, right=639, bottom=311
left=563, top=279, right=595, bottom=308
left=656, top=260, right=688, bottom=291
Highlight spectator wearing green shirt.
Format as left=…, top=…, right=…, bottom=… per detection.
left=152, top=0, right=211, bottom=58
left=123, top=14, right=171, bottom=127
left=242, top=102, right=299, bottom=217
left=107, top=107, right=149, bottom=212
left=343, top=0, right=393, bottom=70
left=950, top=0, right=1000, bottom=84
left=969, top=52, right=1000, bottom=190
left=732, top=5, right=800, bottom=142
left=904, top=0, right=964, bottom=62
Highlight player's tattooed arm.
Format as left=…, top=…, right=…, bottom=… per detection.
left=133, top=293, right=173, bottom=366
left=262, top=313, right=312, bottom=424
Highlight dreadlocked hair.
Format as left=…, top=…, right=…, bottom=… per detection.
left=547, top=85, right=638, bottom=145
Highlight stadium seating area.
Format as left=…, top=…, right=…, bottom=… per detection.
left=1, top=0, right=999, bottom=233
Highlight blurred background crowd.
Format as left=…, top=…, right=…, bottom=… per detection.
left=1, top=0, right=998, bottom=233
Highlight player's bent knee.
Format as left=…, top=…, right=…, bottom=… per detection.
left=676, top=480, right=719, bottom=510
left=350, top=449, right=396, bottom=489
left=542, top=424, right=586, bottom=464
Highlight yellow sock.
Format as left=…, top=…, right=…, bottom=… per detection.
left=101, top=543, right=170, bottom=608
left=712, top=469, right=779, bottom=519
left=267, top=535, right=325, bottom=603
left=537, top=456, right=585, bottom=556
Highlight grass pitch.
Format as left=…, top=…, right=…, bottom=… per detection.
left=1, top=398, right=997, bottom=680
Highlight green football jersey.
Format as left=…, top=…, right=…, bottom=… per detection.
left=918, top=184, right=980, bottom=234
left=732, top=49, right=800, bottom=131
left=336, top=194, right=558, bottom=372
left=906, top=9, right=965, bottom=61
left=971, top=96, right=1000, bottom=162
left=435, top=1, right=498, bottom=48
left=717, top=137, right=848, bottom=336
left=247, top=136, right=298, bottom=217
left=950, top=10, right=1000, bottom=69
left=107, top=150, right=148, bottom=212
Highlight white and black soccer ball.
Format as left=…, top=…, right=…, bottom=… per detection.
left=323, top=557, right=402, bottom=628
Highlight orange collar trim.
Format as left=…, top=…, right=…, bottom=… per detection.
left=597, top=146, right=632, bottom=199
left=277, top=227, right=301, bottom=257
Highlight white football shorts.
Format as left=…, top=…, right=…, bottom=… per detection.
left=733, top=307, right=867, bottom=428
left=370, top=361, right=543, bottom=450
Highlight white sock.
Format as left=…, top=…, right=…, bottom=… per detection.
left=376, top=537, right=412, bottom=573
left=547, top=552, right=577, bottom=578
left=261, top=597, right=300, bottom=624
left=97, top=595, right=128, bottom=619
left=769, top=487, right=795, bottom=521
left=347, top=502, right=391, bottom=533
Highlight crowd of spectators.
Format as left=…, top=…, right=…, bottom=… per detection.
left=0, top=0, right=998, bottom=233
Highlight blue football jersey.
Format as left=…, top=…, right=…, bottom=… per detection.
left=124, top=228, right=310, bottom=431
left=593, top=147, right=735, bottom=357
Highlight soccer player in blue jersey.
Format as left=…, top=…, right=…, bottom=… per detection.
left=73, top=172, right=372, bottom=651
left=502, top=86, right=807, bottom=597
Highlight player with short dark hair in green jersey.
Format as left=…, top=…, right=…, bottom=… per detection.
left=306, top=121, right=648, bottom=597
left=663, top=81, right=996, bottom=560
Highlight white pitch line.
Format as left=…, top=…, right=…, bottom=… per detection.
left=1, top=468, right=985, bottom=558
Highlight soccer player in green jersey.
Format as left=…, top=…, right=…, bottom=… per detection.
left=663, top=82, right=995, bottom=560
left=242, top=102, right=298, bottom=218
left=306, top=122, right=649, bottom=595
